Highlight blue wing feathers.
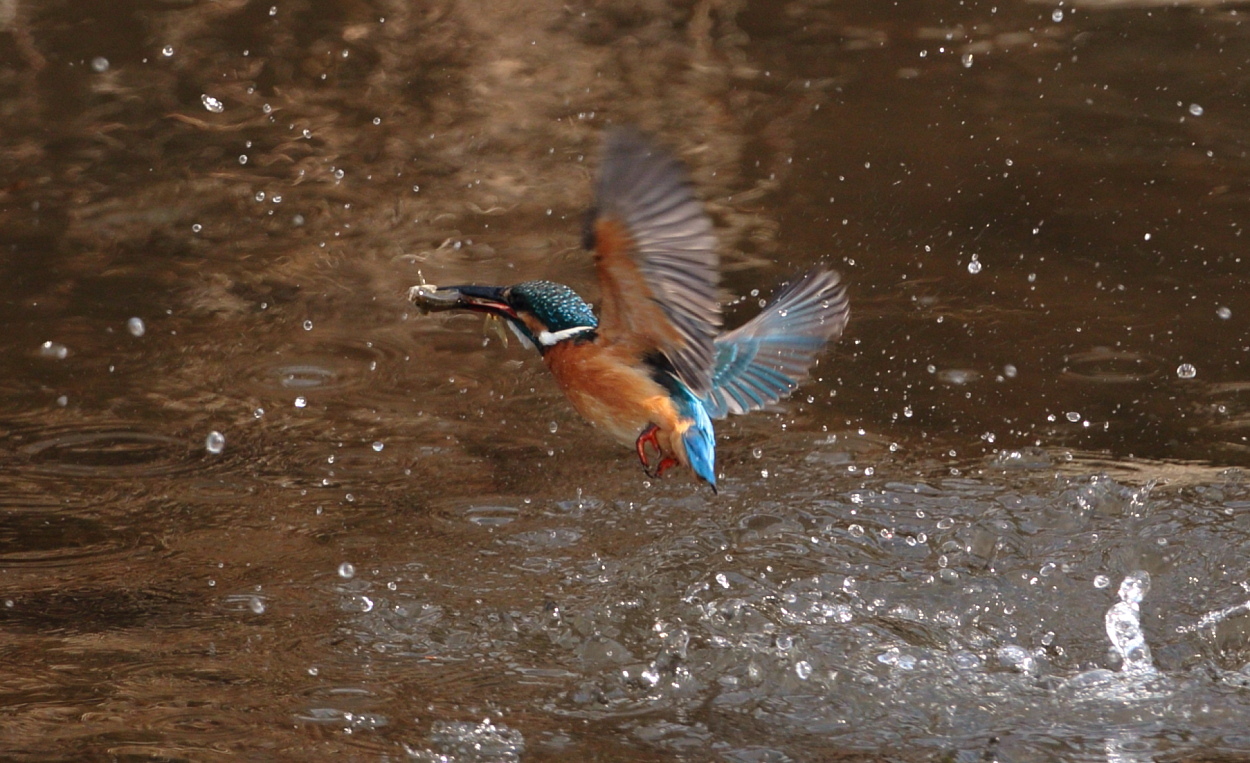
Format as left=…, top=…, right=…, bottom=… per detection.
left=704, top=269, right=850, bottom=419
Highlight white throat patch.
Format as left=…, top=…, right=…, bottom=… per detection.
left=537, top=326, right=595, bottom=346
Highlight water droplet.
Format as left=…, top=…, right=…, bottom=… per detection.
left=372, top=441, right=384, bottom=452
left=1189, top=103, right=1204, bottom=116
left=127, top=317, right=146, bottom=337
left=205, top=431, right=226, bottom=454
left=372, top=117, right=381, bottom=125
left=752, top=447, right=763, bottom=459
left=996, top=645, right=1035, bottom=673
left=56, top=395, right=68, bottom=407
left=1052, top=8, right=1064, bottom=21
left=795, top=655, right=815, bottom=680
left=1216, top=306, right=1231, bottom=320
left=1094, top=574, right=1110, bottom=589
left=249, top=597, right=265, bottom=614
left=1003, top=363, right=1018, bottom=378
left=1118, top=570, right=1150, bottom=604
left=333, top=168, right=345, bottom=180
left=338, top=562, right=356, bottom=579
left=848, top=524, right=864, bottom=538
left=307, top=666, right=319, bottom=676
left=548, top=421, right=558, bottom=434
left=294, top=396, right=307, bottom=408
left=302, top=319, right=313, bottom=331
left=40, top=341, right=68, bottom=359
left=1177, top=363, right=1197, bottom=379
left=253, top=407, right=265, bottom=418
left=961, top=53, right=974, bottom=68
left=1065, top=411, right=1081, bottom=423
left=967, top=258, right=982, bottom=274
left=201, top=94, right=224, bottom=113
left=91, top=57, right=110, bottom=73
left=162, top=45, right=175, bottom=57
left=268, top=5, right=277, bottom=16
left=238, top=154, right=248, bottom=165
left=255, top=191, right=266, bottom=202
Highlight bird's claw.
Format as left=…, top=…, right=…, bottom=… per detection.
left=636, top=424, right=660, bottom=471
left=635, top=425, right=678, bottom=479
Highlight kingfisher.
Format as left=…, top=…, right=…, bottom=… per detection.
left=410, top=128, right=849, bottom=491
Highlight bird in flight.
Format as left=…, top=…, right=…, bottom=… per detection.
left=411, top=128, right=849, bottom=491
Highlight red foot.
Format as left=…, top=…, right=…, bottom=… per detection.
left=636, top=424, right=661, bottom=469
left=636, top=424, right=676, bottom=478
left=654, top=456, right=679, bottom=477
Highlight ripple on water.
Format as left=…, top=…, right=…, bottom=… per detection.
left=0, top=586, right=195, bottom=633
left=239, top=332, right=412, bottom=398
left=0, top=511, right=139, bottom=569
left=12, top=423, right=208, bottom=479
left=1061, top=347, right=1162, bottom=384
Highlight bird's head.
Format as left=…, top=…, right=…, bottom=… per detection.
left=410, top=279, right=597, bottom=352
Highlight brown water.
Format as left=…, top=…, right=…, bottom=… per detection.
left=2, top=0, right=1250, bottom=760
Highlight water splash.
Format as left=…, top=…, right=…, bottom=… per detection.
left=1105, top=571, right=1155, bottom=675
left=408, top=718, right=524, bottom=762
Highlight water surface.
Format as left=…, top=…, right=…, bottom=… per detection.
left=1, top=0, right=1249, bottom=760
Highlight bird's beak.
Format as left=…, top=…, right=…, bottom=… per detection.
left=408, top=283, right=515, bottom=319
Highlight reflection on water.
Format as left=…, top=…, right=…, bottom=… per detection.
left=1, top=0, right=1249, bottom=759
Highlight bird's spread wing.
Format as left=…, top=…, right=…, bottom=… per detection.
left=704, top=269, right=850, bottom=418
left=588, top=128, right=721, bottom=396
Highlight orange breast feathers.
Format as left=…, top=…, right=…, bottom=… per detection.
left=543, top=341, right=690, bottom=462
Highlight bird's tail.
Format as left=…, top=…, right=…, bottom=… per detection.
left=672, top=385, right=717, bottom=492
